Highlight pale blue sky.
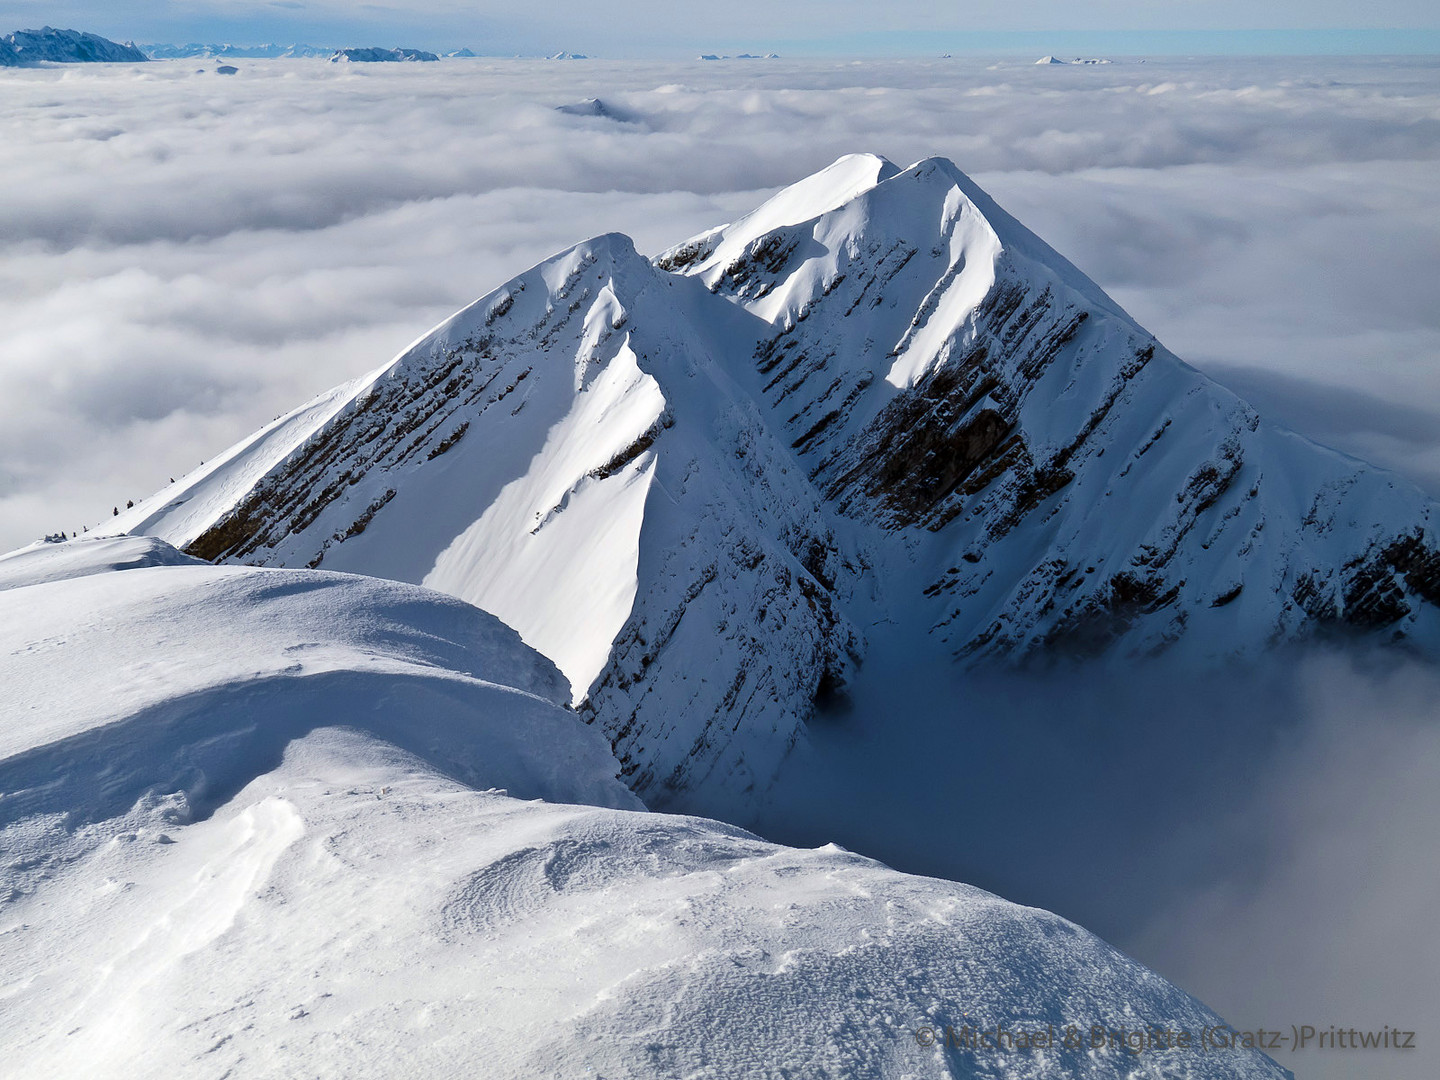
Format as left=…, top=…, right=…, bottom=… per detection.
left=2, top=0, right=1440, bottom=53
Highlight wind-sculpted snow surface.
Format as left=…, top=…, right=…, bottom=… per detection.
left=0, top=536, right=627, bottom=827
left=112, top=154, right=1440, bottom=805
left=0, top=543, right=1288, bottom=1079
left=0, top=533, right=202, bottom=591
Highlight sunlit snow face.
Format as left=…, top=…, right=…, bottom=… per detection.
left=1, top=55, right=1438, bottom=549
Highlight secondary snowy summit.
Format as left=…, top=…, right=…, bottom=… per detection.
left=329, top=47, right=439, bottom=63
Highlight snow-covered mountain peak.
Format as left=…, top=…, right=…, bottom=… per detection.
left=396, top=229, right=649, bottom=356
left=0, top=26, right=147, bottom=65
left=658, top=152, right=899, bottom=279
left=103, top=154, right=1440, bottom=807
left=671, top=153, right=1124, bottom=355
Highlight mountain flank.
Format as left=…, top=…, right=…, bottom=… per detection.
left=109, top=154, right=1440, bottom=807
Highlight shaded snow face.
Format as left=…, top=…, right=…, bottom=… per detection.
left=2, top=56, right=1439, bottom=550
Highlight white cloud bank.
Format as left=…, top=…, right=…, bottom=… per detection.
left=2, top=55, right=1437, bottom=550
left=1126, top=656, right=1440, bottom=1080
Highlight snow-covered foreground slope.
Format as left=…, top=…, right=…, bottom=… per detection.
left=0, top=535, right=625, bottom=820
left=1, top=539, right=1288, bottom=1079
left=109, top=154, right=1440, bottom=808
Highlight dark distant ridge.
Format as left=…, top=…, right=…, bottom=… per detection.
left=0, top=26, right=147, bottom=66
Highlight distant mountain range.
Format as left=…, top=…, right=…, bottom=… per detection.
left=138, top=44, right=519, bottom=61
left=329, top=47, right=439, bottom=63
left=141, top=41, right=332, bottom=59
left=0, top=26, right=146, bottom=65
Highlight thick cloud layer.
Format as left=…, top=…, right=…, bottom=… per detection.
left=1126, top=656, right=1440, bottom=1080
left=750, top=650, right=1440, bottom=1080
left=2, top=55, right=1438, bottom=550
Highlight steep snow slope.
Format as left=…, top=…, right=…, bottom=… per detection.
left=0, top=540, right=1289, bottom=1080
left=113, top=234, right=861, bottom=800
left=110, top=155, right=1440, bottom=807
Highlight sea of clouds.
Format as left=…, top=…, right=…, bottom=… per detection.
left=2, top=55, right=1437, bottom=549
left=2, top=53, right=1438, bottom=1078
left=754, top=649, right=1440, bottom=1080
